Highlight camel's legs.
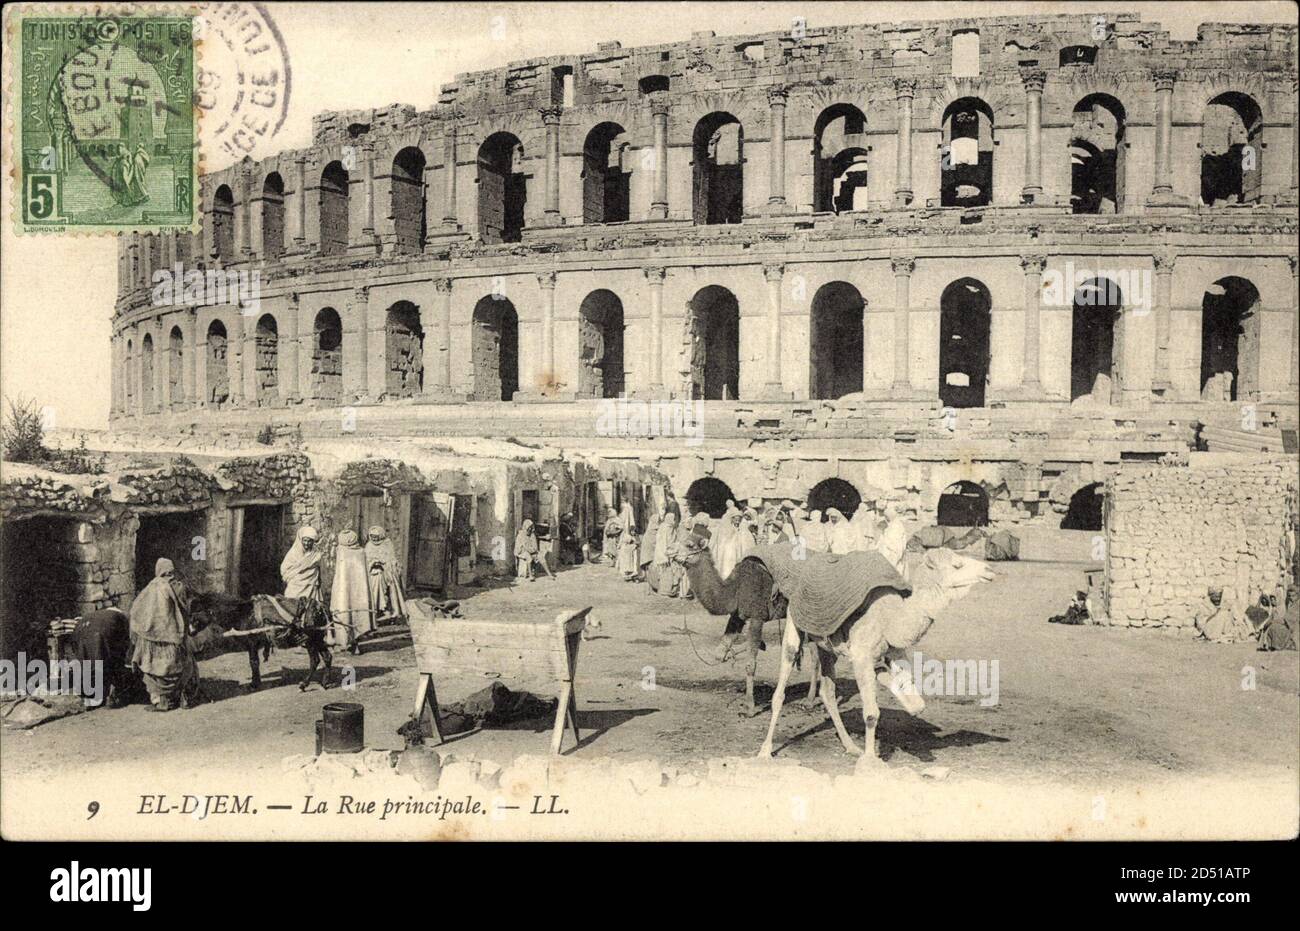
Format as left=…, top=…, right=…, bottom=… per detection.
left=849, top=634, right=884, bottom=766
left=741, top=620, right=763, bottom=717
left=796, top=641, right=821, bottom=710
left=818, top=649, right=862, bottom=756
left=757, top=618, right=801, bottom=758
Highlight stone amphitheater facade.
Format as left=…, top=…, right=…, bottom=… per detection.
left=109, top=11, right=1299, bottom=524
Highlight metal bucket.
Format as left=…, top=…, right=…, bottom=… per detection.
left=320, top=702, right=364, bottom=754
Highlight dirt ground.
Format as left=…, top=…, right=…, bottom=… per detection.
left=3, top=528, right=1297, bottom=837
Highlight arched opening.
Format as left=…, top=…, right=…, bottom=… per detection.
left=384, top=300, right=424, bottom=397
left=692, top=112, right=744, bottom=225
left=1200, top=277, right=1261, bottom=401
left=1201, top=93, right=1264, bottom=206
left=582, top=123, right=630, bottom=224
left=684, top=477, right=734, bottom=519
left=809, top=281, right=865, bottom=399
left=140, top=333, right=155, bottom=411
left=211, top=184, right=235, bottom=261
left=807, top=478, right=862, bottom=520
left=124, top=339, right=135, bottom=410
left=254, top=314, right=279, bottom=406
left=1061, top=482, right=1104, bottom=531
left=578, top=290, right=625, bottom=399
left=477, top=132, right=526, bottom=244
left=312, top=308, right=343, bottom=402
left=939, top=278, right=991, bottom=408
left=206, top=320, right=230, bottom=406
left=391, top=147, right=427, bottom=253
left=471, top=296, right=519, bottom=401
left=1070, top=95, right=1126, bottom=214
left=937, top=480, right=989, bottom=527
left=261, top=173, right=285, bottom=259
left=1071, top=277, right=1123, bottom=404
left=319, top=161, right=350, bottom=256
left=941, top=98, right=994, bottom=207
left=813, top=105, right=869, bottom=213
left=686, top=285, right=740, bottom=400
left=168, top=326, right=184, bottom=407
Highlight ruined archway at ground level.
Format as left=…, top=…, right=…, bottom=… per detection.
left=937, top=481, right=989, bottom=527
left=807, top=478, right=862, bottom=520
left=684, top=477, right=735, bottom=519
left=1061, top=482, right=1104, bottom=531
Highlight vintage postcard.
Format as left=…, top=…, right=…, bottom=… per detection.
left=0, top=0, right=1297, bottom=850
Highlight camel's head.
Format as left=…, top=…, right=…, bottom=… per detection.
left=676, top=530, right=712, bottom=565
left=919, top=547, right=995, bottom=603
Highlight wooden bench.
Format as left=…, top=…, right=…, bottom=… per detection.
left=407, top=600, right=592, bottom=755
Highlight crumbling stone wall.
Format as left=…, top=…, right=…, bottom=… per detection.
left=1104, top=458, right=1299, bottom=630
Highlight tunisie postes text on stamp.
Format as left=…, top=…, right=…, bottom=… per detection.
left=9, top=7, right=199, bottom=234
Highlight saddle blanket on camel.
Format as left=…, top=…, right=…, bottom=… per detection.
left=743, top=545, right=912, bottom=637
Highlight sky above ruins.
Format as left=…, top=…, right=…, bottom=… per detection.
left=2, top=1, right=1294, bottom=431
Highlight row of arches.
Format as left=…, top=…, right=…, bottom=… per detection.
left=205, top=90, right=1274, bottom=262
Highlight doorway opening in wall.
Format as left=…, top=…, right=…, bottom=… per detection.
left=809, top=281, right=865, bottom=399
left=1071, top=277, right=1123, bottom=404
left=939, top=278, right=991, bottom=409
left=168, top=325, right=185, bottom=408
left=1061, top=483, right=1104, bottom=531
left=684, top=477, right=735, bottom=519
left=1200, top=277, right=1260, bottom=402
left=1200, top=93, right=1264, bottom=206
left=471, top=296, right=519, bottom=401
left=134, top=510, right=209, bottom=593
left=140, top=333, right=156, bottom=412
left=687, top=286, right=740, bottom=400
left=261, top=172, right=286, bottom=260
left=312, top=308, right=344, bottom=402
left=812, top=105, right=869, bottom=214
left=0, top=516, right=82, bottom=660
left=318, top=161, right=350, bottom=256
left=807, top=478, right=862, bottom=520
left=206, top=320, right=230, bottom=407
left=254, top=314, right=279, bottom=407
left=1070, top=95, right=1126, bottom=214
left=583, top=123, right=630, bottom=224
left=578, top=289, right=625, bottom=399
left=692, top=112, right=744, bottom=225
left=941, top=98, right=994, bottom=207
left=937, top=481, right=989, bottom=527
left=391, top=147, right=428, bottom=253
left=477, top=132, right=527, bottom=244
left=234, top=504, right=287, bottom=598
left=384, top=301, right=424, bottom=398
left=408, top=493, right=451, bottom=593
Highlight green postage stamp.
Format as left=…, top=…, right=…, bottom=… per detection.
left=11, top=9, right=198, bottom=233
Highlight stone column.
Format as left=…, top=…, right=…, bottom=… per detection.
left=541, top=106, right=563, bottom=223
left=132, top=323, right=144, bottom=416
left=234, top=171, right=251, bottom=259
left=109, top=332, right=120, bottom=416
left=767, top=87, right=788, bottom=208
left=1152, top=251, right=1175, bottom=391
left=431, top=278, right=453, bottom=391
left=227, top=311, right=245, bottom=405
left=645, top=266, right=666, bottom=392
left=894, top=79, right=916, bottom=208
left=292, top=155, right=308, bottom=249
left=1292, top=80, right=1299, bottom=201
left=1290, top=256, right=1299, bottom=392
left=649, top=94, right=670, bottom=220
left=442, top=125, right=459, bottom=228
left=537, top=271, right=557, bottom=391
left=1020, top=254, right=1045, bottom=392
left=184, top=308, right=198, bottom=407
left=762, top=263, right=785, bottom=395
left=1151, top=70, right=1176, bottom=197
left=1020, top=69, right=1046, bottom=202
left=351, top=286, right=370, bottom=401
left=891, top=256, right=915, bottom=394
left=358, top=143, right=377, bottom=249
left=283, top=293, right=300, bottom=402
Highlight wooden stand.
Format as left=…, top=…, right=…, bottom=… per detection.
left=408, top=603, right=591, bottom=754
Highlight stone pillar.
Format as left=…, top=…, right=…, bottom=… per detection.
left=133, top=323, right=145, bottom=416
left=1290, top=256, right=1299, bottom=392
left=541, top=106, right=562, bottom=223
left=184, top=308, right=198, bottom=407
left=1020, top=254, right=1045, bottom=393
left=894, top=79, right=916, bottom=208
left=282, top=293, right=300, bottom=402
left=645, top=266, right=665, bottom=392
left=1153, top=251, right=1175, bottom=391
left=1292, top=80, right=1299, bottom=202
left=442, top=125, right=459, bottom=228
left=351, top=286, right=370, bottom=401
left=891, top=256, right=915, bottom=394
left=431, top=278, right=453, bottom=392
left=1151, top=70, right=1176, bottom=198
left=234, top=171, right=251, bottom=259
left=649, top=94, right=670, bottom=220
left=767, top=87, right=788, bottom=208
left=537, top=271, right=557, bottom=391
left=292, top=155, right=308, bottom=249
left=762, top=263, right=785, bottom=395
left=227, top=312, right=245, bottom=405
left=1020, top=69, right=1046, bottom=202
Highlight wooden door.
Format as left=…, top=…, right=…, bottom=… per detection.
left=408, top=493, right=450, bottom=590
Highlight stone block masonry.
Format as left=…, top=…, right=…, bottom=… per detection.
left=1103, top=458, right=1299, bottom=630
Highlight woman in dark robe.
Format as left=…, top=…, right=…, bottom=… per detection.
left=129, top=558, right=200, bottom=711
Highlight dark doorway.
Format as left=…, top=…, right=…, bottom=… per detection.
left=583, top=123, right=630, bottom=224
left=1071, top=278, right=1122, bottom=403
left=1, top=517, right=81, bottom=660
left=312, top=308, right=344, bottom=402
left=477, top=132, right=526, bottom=244
left=261, top=172, right=286, bottom=259
left=391, top=147, right=427, bottom=252
left=813, top=105, right=869, bottom=213
left=212, top=185, right=235, bottom=261
left=471, top=296, right=519, bottom=401
left=684, top=477, right=734, bottom=519
left=319, top=161, right=350, bottom=256
left=1200, top=277, right=1260, bottom=402
left=1200, top=93, right=1264, bottom=206
left=1070, top=95, right=1125, bottom=214
left=807, top=478, right=862, bottom=520
left=941, top=98, right=994, bottom=207
left=939, top=279, right=991, bottom=408
left=692, top=112, right=744, bottom=225
left=236, top=505, right=286, bottom=597
left=809, top=282, right=865, bottom=399
left=937, top=481, right=989, bottom=527
left=135, top=510, right=209, bottom=593
left=687, top=286, right=740, bottom=400
left=1061, top=483, right=1104, bottom=531
left=578, top=290, right=625, bottom=398
left=408, top=494, right=450, bottom=592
